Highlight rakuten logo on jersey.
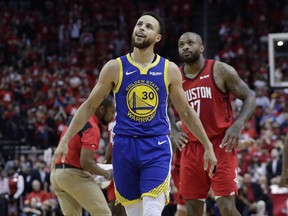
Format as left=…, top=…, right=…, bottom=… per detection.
left=149, top=71, right=162, bottom=76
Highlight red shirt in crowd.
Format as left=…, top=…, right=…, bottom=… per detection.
left=55, top=115, right=100, bottom=168
left=26, top=190, right=47, bottom=204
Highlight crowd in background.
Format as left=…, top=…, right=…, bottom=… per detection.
left=0, top=0, right=288, bottom=215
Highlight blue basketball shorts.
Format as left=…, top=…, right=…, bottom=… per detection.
left=112, top=134, right=172, bottom=206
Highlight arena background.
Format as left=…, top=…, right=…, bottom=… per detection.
left=0, top=0, right=288, bottom=215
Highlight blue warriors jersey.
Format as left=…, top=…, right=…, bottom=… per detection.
left=113, top=54, right=170, bottom=136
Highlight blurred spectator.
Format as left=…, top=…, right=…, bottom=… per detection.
left=0, top=167, right=9, bottom=216
left=236, top=173, right=266, bottom=216
left=27, top=160, right=50, bottom=193
left=266, top=148, right=282, bottom=185
left=41, top=184, right=62, bottom=216
left=255, top=87, right=270, bottom=111
left=23, top=180, right=46, bottom=216
left=258, top=175, right=273, bottom=216
left=7, top=166, right=25, bottom=216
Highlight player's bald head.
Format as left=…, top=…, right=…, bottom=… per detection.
left=179, top=32, right=203, bottom=45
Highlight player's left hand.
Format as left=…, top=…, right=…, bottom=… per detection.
left=204, top=147, right=217, bottom=178
left=220, top=123, right=241, bottom=152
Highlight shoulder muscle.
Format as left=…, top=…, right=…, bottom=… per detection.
left=215, top=61, right=253, bottom=100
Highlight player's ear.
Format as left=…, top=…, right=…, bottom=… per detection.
left=200, top=44, right=205, bottom=53
left=97, top=105, right=105, bottom=115
left=156, top=34, right=162, bottom=42
left=100, top=105, right=106, bottom=113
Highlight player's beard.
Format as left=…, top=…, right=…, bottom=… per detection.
left=102, top=116, right=110, bottom=126
left=102, top=119, right=109, bottom=126
left=131, top=35, right=153, bottom=49
left=180, top=51, right=201, bottom=64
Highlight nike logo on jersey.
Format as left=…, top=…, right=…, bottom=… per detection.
left=158, top=140, right=167, bottom=145
left=126, top=70, right=137, bottom=75
left=200, top=75, right=209, bottom=79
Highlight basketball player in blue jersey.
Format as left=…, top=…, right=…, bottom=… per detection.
left=50, top=12, right=217, bottom=216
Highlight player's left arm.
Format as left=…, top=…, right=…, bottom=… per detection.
left=217, top=62, right=256, bottom=151
left=168, top=61, right=217, bottom=176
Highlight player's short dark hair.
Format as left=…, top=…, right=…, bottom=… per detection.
left=100, top=94, right=114, bottom=109
left=142, top=11, right=165, bottom=37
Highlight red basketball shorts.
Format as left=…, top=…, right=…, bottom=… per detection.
left=180, top=135, right=238, bottom=200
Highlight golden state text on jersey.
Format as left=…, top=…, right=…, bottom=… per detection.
left=113, top=54, right=170, bottom=137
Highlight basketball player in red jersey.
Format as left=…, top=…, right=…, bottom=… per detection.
left=175, top=32, right=256, bottom=216
left=105, top=120, right=126, bottom=216
left=168, top=109, right=186, bottom=216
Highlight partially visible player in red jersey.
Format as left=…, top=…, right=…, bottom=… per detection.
left=175, top=32, right=256, bottom=216
left=170, top=114, right=256, bottom=216
left=171, top=140, right=186, bottom=216
left=168, top=108, right=186, bottom=216
left=105, top=120, right=127, bottom=216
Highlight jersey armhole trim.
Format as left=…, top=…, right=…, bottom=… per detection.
left=164, top=59, right=169, bottom=93
left=114, top=58, right=123, bottom=93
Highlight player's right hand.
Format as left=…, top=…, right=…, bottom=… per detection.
left=105, top=169, right=114, bottom=181
left=203, top=147, right=217, bottom=178
left=171, top=131, right=188, bottom=151
left=50, top=138, right=69, bottom=170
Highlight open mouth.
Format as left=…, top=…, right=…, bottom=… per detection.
left=136, top=32, right=145, bottom=38
left=183, top=52, right=192, bottom=57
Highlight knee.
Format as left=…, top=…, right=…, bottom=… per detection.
left=218, top=205, right=234, bottom=215
left=90, top=207, right=112, bottom=216
left=143, top=201, right=163, bottom=216
left=142, top=193, right=165, bottom=216
left=185, top=200, right=204, bottom=216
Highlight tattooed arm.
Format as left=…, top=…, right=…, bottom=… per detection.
left=215, top=62, right=256, bottom=151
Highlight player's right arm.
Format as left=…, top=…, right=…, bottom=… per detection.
left=80, top=148, right=113, bottom=180
left=50, top=60, right=119, bottom=169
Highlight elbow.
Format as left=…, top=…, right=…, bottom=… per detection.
left=80, top=159, right=85, bottom=169
left=250, top=93, right=256, bottom=107
left=178, top=110, right=189, bottom=123
left=249, top=96, right=257, bottom=114
left=177, top=105, right=190, bottom=120
left=80, top=158, right=90, bottom=170
left=243, top=93, right=256, bottom=113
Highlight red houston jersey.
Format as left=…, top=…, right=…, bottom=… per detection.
left=180, top=60, right=234, bottom=142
